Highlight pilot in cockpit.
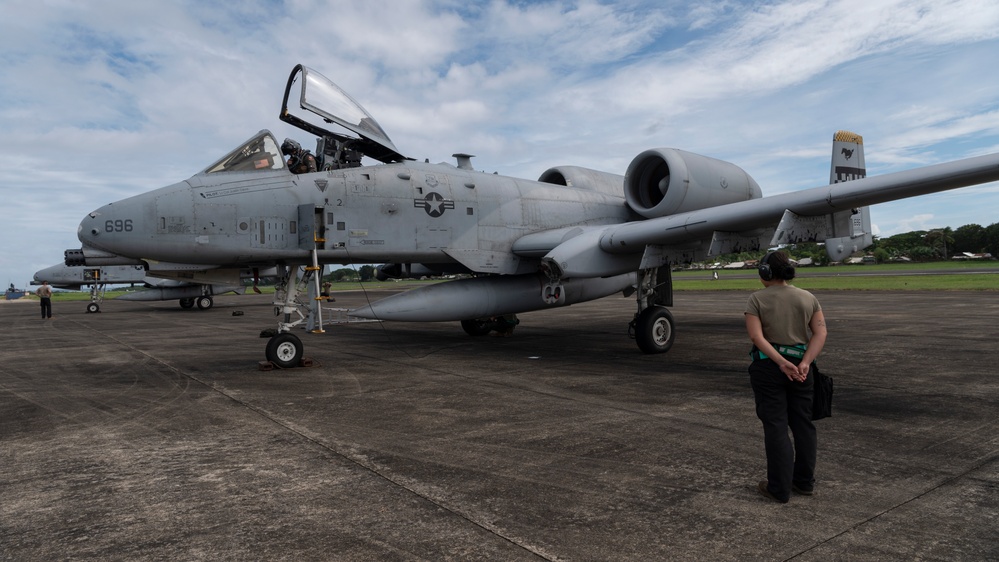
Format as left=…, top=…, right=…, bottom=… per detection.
left=281, top=138, right=317, bottom=174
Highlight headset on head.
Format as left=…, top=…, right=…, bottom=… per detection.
left=758, top=250, right=776, bottom=281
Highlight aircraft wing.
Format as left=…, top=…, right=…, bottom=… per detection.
left=532, top=151, right=999, bottom=280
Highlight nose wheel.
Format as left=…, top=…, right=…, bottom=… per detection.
left=265, top=333, right=304, bottom=368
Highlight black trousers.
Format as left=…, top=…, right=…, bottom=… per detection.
left=749, top=358, right=816, bottom=501
left=40, top=297, right=52, bottom=318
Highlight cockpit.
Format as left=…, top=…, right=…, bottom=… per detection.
left=203, top=130, right=285, bottom=174
left=200, top=65, right=410, bottom=177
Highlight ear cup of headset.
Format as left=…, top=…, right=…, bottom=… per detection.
left=758, top=263, right=773, bottom=281
left=758, top=251, right=774, bottom=281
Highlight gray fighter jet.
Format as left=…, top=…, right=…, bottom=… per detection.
left=31, top=261, right=268, bottom=313
left=70, top=64, right=999, bottom=367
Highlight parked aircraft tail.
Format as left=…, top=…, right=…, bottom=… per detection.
left=770, top=131, right=873, bottom=260
left=830, top=130, right=866, bottom=183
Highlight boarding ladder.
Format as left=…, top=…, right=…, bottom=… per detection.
left=306, top=231, right=328, bottom=333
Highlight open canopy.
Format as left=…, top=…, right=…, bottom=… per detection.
left=280, top=64, right=407, bottom=163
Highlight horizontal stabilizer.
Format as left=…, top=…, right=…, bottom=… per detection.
left=770, top=207, right=873, bottom=261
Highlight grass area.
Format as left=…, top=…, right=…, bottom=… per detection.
left=675, top=274, right=998, bottom=291
left=674, top=261, right=999, bottom=291
left=24, top=261, right=998, bottom=301
left=675, top=260, right=999, bottom=276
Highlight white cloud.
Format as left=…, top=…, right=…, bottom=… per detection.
left=2, top=0, right=999, bottom=286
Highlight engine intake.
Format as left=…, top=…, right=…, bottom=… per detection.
left=624, top=148, right=762, bottom=218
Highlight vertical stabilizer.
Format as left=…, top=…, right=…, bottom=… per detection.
left=830, top=130, right=866, bottom=183
left=769, top=131, right=874, bottom=260
left=826, top=130, right=872, bottom=261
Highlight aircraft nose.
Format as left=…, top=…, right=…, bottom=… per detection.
left=78, top=205, right=112, bottom=250
left=78, top=179, right=191, bottom=262
left=78, top=201, right=140, bottom=256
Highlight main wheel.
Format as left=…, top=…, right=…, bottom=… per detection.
left=635, top=306, right=676, bottom=354
left=265, top=333, right=304, bottom=368
left=86, top=302, right=100, bottom=314
left=179, top=298, right=195, bottom=309
left=196, top=296, right=213, bottom=310
left=461, top=318, right=492, bottom=336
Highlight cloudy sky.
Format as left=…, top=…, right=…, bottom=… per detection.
left=3, top=0, right=999, bottom=288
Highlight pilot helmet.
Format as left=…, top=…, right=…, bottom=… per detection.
left=280, top=138, right=301, bottom=156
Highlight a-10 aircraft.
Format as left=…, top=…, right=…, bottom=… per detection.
left=69, top=64, right=999, bottom=367
left=32, top=261, right=268, bottom=313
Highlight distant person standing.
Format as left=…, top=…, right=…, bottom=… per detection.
left=745, top=250, right=827, bottom=503
left=36, top=280, right=53, bottom=319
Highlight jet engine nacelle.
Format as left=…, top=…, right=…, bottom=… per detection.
left=624, top=148, right=762, bottom=219
left=537, top=166, right=625, bottom=196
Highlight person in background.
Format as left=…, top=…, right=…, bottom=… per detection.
left=36, top=280, right=53, bottom=319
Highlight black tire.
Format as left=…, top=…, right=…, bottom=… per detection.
left=86, top=302, right=100, bottom=314
left=265, top=333, right=303, bottom=368
left=635, top=306, right=676, bottom=354
left=179, top=298, right=195, bottom=309
left=461, top=318, right=493, bottom=336
left=196, top=296, right=213, bottom=310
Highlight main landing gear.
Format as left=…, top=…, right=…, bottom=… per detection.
left=461, top=314, right=520, bottom=337
left=630, top=266, right=676, bottom=354
left=179, top=296, right=214, bottom=310
left=260, top=262, right=327, bottom=368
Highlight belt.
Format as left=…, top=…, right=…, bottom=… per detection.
left=751, top=343, right=806, bottom=361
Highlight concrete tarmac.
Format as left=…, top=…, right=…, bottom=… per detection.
left=2, top=289, right=997, bottom=561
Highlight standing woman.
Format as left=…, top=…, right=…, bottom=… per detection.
left=745, top=250, right=827, bottom=503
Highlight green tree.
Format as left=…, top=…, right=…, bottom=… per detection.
left=331, top=268, right=358, bottom=282
left=358, top=265, right=375, bottom=282
left=908, top=246, right=938, bottom=261
left=985, top=223, right=999, bottom=257
left=878, top=230, right=927, bottom=256
left=952, top=224, right=987, bottom=254
left=924, top=228, right=955, bottom=259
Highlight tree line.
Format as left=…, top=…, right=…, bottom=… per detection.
left=711, top=222, right=999, bottom=266
left=870, top=223, right=998, bottom=262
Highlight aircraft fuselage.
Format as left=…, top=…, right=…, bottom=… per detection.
left=80, top=159, right=634, bottom=275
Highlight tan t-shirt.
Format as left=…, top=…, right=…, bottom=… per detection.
left=36, top=285, right=52, bottom=298
left=745, top=284, right=821, bottom=346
